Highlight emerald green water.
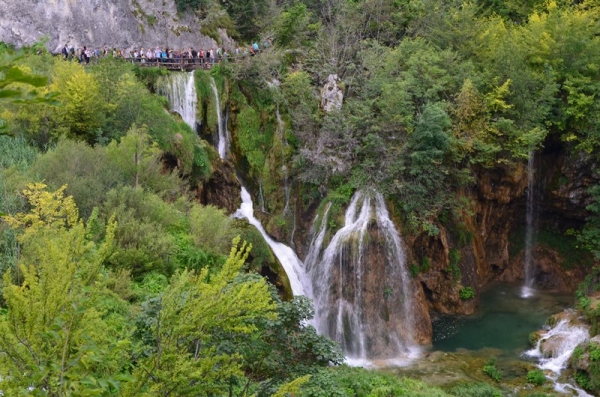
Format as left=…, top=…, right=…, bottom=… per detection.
left=432, top=283, right=573, bottom=354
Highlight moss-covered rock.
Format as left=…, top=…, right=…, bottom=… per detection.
left=572, top=336, right=600, bottom=394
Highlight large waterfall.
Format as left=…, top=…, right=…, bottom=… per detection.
left=209, top=77, right=230, bottom=159
left=156, top=71, right=197, bottom=131
left=305, top=190, right=421, bottom=361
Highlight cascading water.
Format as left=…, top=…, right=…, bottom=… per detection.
left=522, top=151, right=539, bottom=298
left=525, top=312, right=591, bottom=396
left=209, top=77, right=230, bottom=159
left=156, top=71, right=197, bottom=131
left=305, top=190, right=421, bottom=361
left=234, top=187, right=311, bottom=298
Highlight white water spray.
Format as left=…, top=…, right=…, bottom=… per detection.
left=305, top=190, right=419, bottom=360
left=209, top=77, right=230, bottom=159
left=525, top=312, right=591, bottom=396
left=234, top=187, right=311, bottom=298
left=157, top=71, right=197, bottom=131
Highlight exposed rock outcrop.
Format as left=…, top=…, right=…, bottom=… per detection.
left=321, top=74, right=343, bottom=112
left=0, top=0, right=220, bottom=53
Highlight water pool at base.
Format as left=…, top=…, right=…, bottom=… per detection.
left=432, top=283, right=573, bottom=354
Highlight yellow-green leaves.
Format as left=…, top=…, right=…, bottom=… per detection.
left=4, top=182, right=79, bottom=235
left=0, top=183, right=130, bottom=396
left=50, top=60, right=104, bottom=143
left=130, top=237, right=277, bottom=396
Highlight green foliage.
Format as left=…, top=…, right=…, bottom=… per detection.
left=127, top=237, right=277, bottom=396
left=0, top=183, right=133, bottom=395
left=575, top=369, right=592, bottom=391
left=448, top=381, right=503, bottom=397
left=274, top=3, right=312, bottom=48
left=580, top=184, right=600, bottom=260
left=411, top=257, right=432, bottom=277
left=241, top=293, right=344, bottom=396
left=526, top=369, right=546, bottom=386
left=189, top=203, right=238, bottom=255
left=175, top=0, right=206, bottom=13
left=482, top=357, right=502, bottom=382
left=50, top=59, right=105, bottom=143
left=448, top=248, right=462, bottom=281
left=29, top=132, right=181, bottom=218
left=237, top=104, right=271, bottom=177
left=299, top=366, right=453, bottom=397
left=459, top=286, right=476, bottom=300
left=0, top=135, right=38, bottom=170
left=102, top=187, right=182, bottom=279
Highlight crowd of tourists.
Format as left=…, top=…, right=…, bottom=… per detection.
left=61, top=41, right=268, bottom=65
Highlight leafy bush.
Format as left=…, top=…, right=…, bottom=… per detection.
left=526, top=369, right=545, bottom=386
left=459, top=286, right=476, bottom=300
left=575, top=370, right=591, bottom=390
left=482, top=357, right=502, bottom=382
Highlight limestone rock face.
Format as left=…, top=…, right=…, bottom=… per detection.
left=0, top=0, right=220, bottom=53
left=321, top=74, right=343, bottom=112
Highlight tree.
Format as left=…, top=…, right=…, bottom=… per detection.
left=0, top=183, right=133, bottom=396
left=50, top=60, right=105, bottom=144
left=126, top=237, right=276, bottom=396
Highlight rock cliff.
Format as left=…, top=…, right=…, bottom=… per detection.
left=0, top=0, right=223, bottom=53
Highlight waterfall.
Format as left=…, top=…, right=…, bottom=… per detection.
left=156, top=71, right=197, bottom=131
left=258, top=180, right=265, bottom=212
left=276, top=106, right=290, bottom=215
left=305, top=190, right=419, bottom=360
left=234, top=187, right=311, bottom=298
left=209, top=77, right=230, bottom=159
left=525, top=312, right=591, bottom=396
left=522, top=151, right=539, bottom=298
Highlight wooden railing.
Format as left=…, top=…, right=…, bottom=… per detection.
left=126, top=57, right=233, bottom=71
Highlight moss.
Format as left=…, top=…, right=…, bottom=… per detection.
left=509, top=226, right=593, bottom=268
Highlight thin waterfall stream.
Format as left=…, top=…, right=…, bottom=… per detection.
left=522, top=151, right=539, bottom=298
left=209, top=77, right=230, bottom=159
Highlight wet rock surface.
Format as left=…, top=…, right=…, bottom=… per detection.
left=196, top=160, right=240, bottom=214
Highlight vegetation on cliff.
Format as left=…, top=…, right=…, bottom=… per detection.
left=2, top=0, right=600, bottom=394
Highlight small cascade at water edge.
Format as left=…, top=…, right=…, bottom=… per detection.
left=156, top=71, right=198, bottom=132
left=304, top=190, right=425, bottom=364
left=209, top=77, right=231, bottom=160
left=526, top=311, right=592, bottom=396
left=522, top=150, right=540, bottom=298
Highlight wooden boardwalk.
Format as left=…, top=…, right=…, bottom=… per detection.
left=128, top=58, right=227, bottom=71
